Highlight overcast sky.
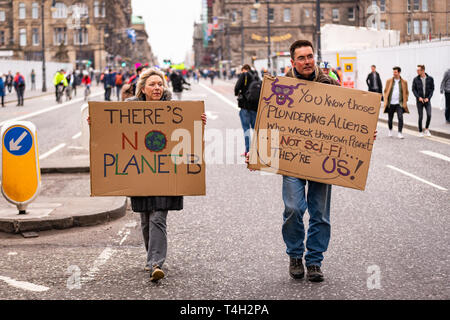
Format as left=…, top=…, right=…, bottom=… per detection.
left=131, top=0, right=203, bottom=66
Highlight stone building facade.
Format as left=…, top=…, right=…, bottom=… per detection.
left=0, top=0, right=155, bottom=70
left=196, top=0, right=449, bottom=68
left=360, top=0, right=449, bottom=43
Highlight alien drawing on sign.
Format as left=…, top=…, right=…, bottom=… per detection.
left=263, top=78, right=305, bottom=108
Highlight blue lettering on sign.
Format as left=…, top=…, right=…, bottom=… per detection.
left=4, top=127, right=33, bottom=156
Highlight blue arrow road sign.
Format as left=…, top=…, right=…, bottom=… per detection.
left=4, top=126, right=33, bottom=156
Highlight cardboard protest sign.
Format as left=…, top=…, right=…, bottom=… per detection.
left=89, top=101, right=205, bottom=196
left=248, top=75, right=381, bottom=191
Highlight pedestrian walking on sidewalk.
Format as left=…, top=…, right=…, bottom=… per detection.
left=115, top=69, right=124, bottom=101
left=31, top=69, right=36, bottom=91
left=383, top=66, right=409, bottom=139
left=440, top=68, right=450, bottom=123
left=125, top=68, right=207, bottom=283
left=412, top=65, right=434, bottom=137
left=366, top=65, right=383, bottom=95
left=234, top=64, right=256, bottom=156
left=0, top=76, right=5, bottom=107
left=5, top=71, right=13, bottom=94
left=13, top=72, right=25, bottom=106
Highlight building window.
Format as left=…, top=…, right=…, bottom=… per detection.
left=230, top=10, right=237, bottom=23
left=19, top=3, right=26, bottom=19
left=250, top=8, right=258, bottom=22
left=74, top=28, right=88, bottom=45
left=268, top=8, right=274, bottom=23
left=406, top=20, right=411, bottom=34
left=422, top=0, right=428, bottom=11
left=407, top=0, right=411, bottom=11
left=332, top=8, right=339, bottom=21
left=20, top=28, right=26, bottom=46
left=413, top=20, right=420, bottom=34
left=0, top=10, right=5, bottom=22
left=380, top=21, right=386, bottom=30
left=380, top=0, right=386, bottom=12
left=0, top=31, right=5, bottom=46
left=53, top=3, right=67, bottom=18
left=347, top=7, right=355, bottom=21
left=320, top=8, right=324, bottom=21
left=32, top=2, right=39, bottom=19
left=422, top=20, right=428, bottom=34
left=304, top=9, right=310, bottom=18
left=413, top=0, right=419, bottom=11
left=54, top=27, right=67, bottom=45
left=73, top=2, right=89, bottom=16
left=32, top=28, right=39, bottom=46
left=94, top=1, right=100, bottom=17
left=283, top=8, right=291, bottom=22
left=94, top=1, right=106, bottom=18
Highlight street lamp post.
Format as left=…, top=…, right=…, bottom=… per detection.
left=266, top=0, right=272, bottom=75
left=316, top=0, right=322, bottom=62
left=41, top=0, right=47, bottom=92
left=41, top=0, right=56, bottom=92
left=239, top=10, right=244, bottom=66
left=254, top=0, right=271, bottom=74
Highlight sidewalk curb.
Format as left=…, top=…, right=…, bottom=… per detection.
left=378, top=118, right=450, bottom=140
left=0, top=198, right=127, bottom=234
left=4, top=91, right=54, bottom=105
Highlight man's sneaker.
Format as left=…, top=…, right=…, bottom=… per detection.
left=144, top=266, right=151, bottom=273
left=419, top=132, right=424, bottom=137
left=289, top=257, right=305, bottom=279
left=388, top=130, right=393, bottom=137
left=398, top=132, right=404, bottom=139
left=425, top=129, right=432, bottom=137
left=150, top=266, right=165, bottom=282
left=307, top=265, right=324, bottom=282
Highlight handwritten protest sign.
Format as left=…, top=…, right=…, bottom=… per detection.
left=248, top=75, right=381, bottom=191
left=89, top=101, right=205, bottom=196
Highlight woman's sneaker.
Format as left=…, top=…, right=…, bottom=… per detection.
left=150, top=266, right=165, bottom=282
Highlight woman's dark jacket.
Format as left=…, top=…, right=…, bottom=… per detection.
left=126, top=90, right=183, bottom=212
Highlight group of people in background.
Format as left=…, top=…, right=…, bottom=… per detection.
left=0, top=70, right=29, bottom=107
left=367, top=64, right=450, bottom=139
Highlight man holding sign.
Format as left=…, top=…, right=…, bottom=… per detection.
left=247, top=40, right=377, bottom=282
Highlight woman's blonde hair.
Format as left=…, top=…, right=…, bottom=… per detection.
left=135, top=68, right=168, bottom=98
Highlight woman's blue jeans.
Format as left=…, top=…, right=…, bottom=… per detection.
left=282, top=176, right=331, bottom=267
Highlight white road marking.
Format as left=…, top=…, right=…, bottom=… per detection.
left=199, top=83, right=239, bottom=110
left=386, top=165, right=447, bottom=191
left=117, top=221, right=138, bottom=246
left=0, top=275, right=50, bottom=292
left=39, top=143, right=66, bottom=160
left=421, top=150, right=450, bottom=162
left=119, top=230, right=131, bottom=246
left=72, top=132, right=82, bottom=139
left=7, top=252, right=17, bottom=256
left=0, top=92, right=103, bottom=127
left=82, top=247, right=115, bottom=283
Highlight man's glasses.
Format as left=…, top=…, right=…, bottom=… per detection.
left=295, top=54, right=314, bottom=62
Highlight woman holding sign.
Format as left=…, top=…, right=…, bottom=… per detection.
left=126, top=68, right=207, bottom=282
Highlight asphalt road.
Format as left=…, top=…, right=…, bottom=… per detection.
left=0, top=79, right=448, bottom=300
